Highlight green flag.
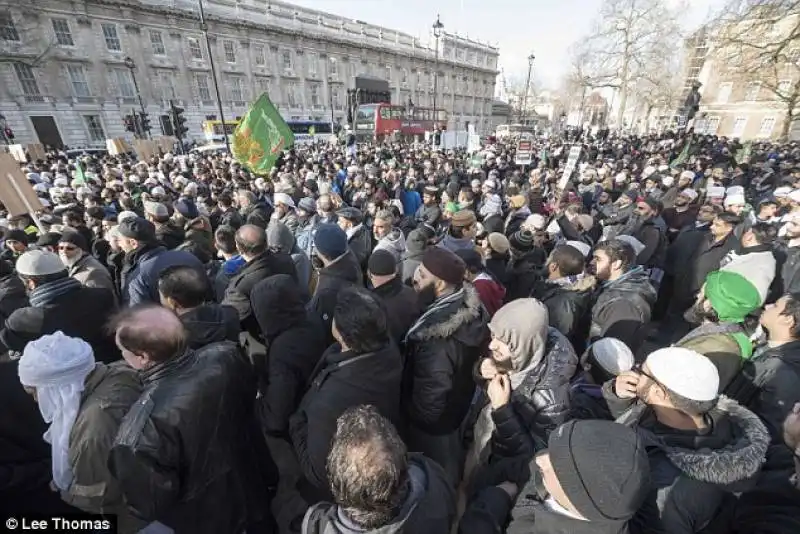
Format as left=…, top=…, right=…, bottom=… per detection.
left=231, top=92, right=294, bottom=173
left=736, top=141, right=752, bottom=164
left=73, top=160, right=87, bottom=185
left=670, top=137, right=693, bottom=168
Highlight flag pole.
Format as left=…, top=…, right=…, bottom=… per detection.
left=198, top=0, right=230, bottom=153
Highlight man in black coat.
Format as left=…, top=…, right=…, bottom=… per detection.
left=337, top=206, right=372, bottom=271
left=111, top=306, right=275, bottom=534
left=158, top=265, right=240, bottom=350
left=367, top=249, right=421, bottom=344
left=290, top=287, right=403, bottom=501
left=251, top=274, right=328, bottom=436
left=302, top=406, right=456, bottom=534
left=0, top=258, right=27, bottom=323
left=308, top=224, right=363, bottom=340
left=670, top=212, right=740, bottom=319
left=238, top=190, right=272, bottom=229
left=222, top=224, right=297, bottom=341
left=406, top=247, right=490, bottom=484
left=0, top=250, right=118, bottom=361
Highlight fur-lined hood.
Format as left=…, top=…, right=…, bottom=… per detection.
left=406, top=284, right=487, bottom=342
left=637, top=396, right=769, bottom=487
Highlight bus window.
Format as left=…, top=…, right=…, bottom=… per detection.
left=357, top=105, right=377, bottom=121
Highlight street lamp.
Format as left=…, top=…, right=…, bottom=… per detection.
left=123, top=56, right=150, bottom=139
left=579, top=76, right=591, bottom=129
left=198, top=0, right=229, bottom=153
left=328, top=58, right=337, bottom=132
left=520, top=53, right=535, bottom=124
left=432, top=14, right=444, bottom=133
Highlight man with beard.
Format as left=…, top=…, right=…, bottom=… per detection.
left=773, top=212, right=800, bottom=296
left=628, top=198, right=667, bottom=270
left=273, top=192, right=299, bottom=234
left=415, top=186, right=442, bottom=228
left=337, top=206, right=372, bottom=271
left=590, top=239, right=657, bottom=353
left=372, top=209, right=406, bottom=261
left=58, top=231, right=115, bottom=295
left=676, top=270, right=762, bottom=392
left=603, top=347, right=769, bottom=533
left=405, top=247, right=489, bottom=484
left=600, top=190, right=637, bottom=240
left=661, top=189, right=700, bottom=241
left=237, top=189, right=272, bottom=229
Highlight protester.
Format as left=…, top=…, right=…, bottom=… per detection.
left=401, top=226, right=433, bottom=286
left=302, top=405, right=456, bottom=534
left=58, top=231, right=115, bottom=294
left=290, top=287, right=403, bottom=500
left=367, top=249, right=420, bottom=343
left=406, top=246, right=489, bottom=483
left=18, top=332, right=142, bottom=532
left=337, top=206, right=372, bottom=270
left=111, top=305, right=275, bottom=533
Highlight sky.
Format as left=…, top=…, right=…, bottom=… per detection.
left=290, top=0, right=727, bottom=89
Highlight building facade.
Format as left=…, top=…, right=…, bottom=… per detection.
left=0, top=0, right=499, bottom=148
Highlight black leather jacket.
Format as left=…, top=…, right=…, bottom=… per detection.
left=111, top=343, right=275, bottom=534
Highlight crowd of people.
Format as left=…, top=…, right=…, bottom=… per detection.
left=2, top=129, right=800, bottom=534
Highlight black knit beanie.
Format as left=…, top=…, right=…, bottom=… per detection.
left=547, top=420, right=650, bottom=522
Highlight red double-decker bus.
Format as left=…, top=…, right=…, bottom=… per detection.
left=354, top=103, right=447, bottom=140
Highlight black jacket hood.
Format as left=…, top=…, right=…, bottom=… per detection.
left=251, top=273, right=306, bottom=342
left=180, top=303, right=239, bottom=349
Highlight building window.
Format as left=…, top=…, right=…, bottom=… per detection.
left=255, top=76, right=272, bottom=99
left=0, top=11, right=18, bottom=41
left=310, top=83, right=320, bottom=107
left=113, top=68, right=135, bottom=98
left=282, top=50, right=293, bottom=71
left=254, top=45, right=265, bottom=66
left=188, top=37, right=203, bottom=60
left=307, top=52, right=318, bottom=76
left=14, top=63, right=40, bottom=97
left=759, top=117, right=776, bottom=137
left=159, top=71, right=176, bottom=100
left=229, top=76, right=244, bottom=102
left=332, top=87, right=341, bottom=109
left=442, top=44, right=452, bottom=58
left=67, top=65, right=90, bottom=97
left=150, top=30, right=165, bottom=55
left=744, top=82, right=760, bottom=101
left=468, top=50, right=476, bottom=64
left=778, top=79, right=792, bottom=95
left=102, top=24, right=121, bottom=51
left=716, top=82, right=732, bottom=103
left=329, top=58, right=338, bottom=76
left=401, top=68, right=408, bottom=84
left=51, top=18, right=73, bottom=46
left=223, top=40, right=236, bottom=63
left=732, top=116, right=747, bottom=137
left=287, top=82, right=298, bottom=107
left=456, top=48, right=465, bottom=61
left=703, top=116, right=720, bottom=135
left=195, top=73, right=211, bottom=101
left=83, top=115, right=105, bottom=142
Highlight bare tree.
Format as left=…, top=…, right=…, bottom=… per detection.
left=569, top=0, right=684, bottom=127
left=710, top=0, right=800, bottom=140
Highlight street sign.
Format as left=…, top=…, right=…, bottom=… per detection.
left=677, top=115, right=687, bottom=129
left=515, top=139, right=533, bottom=166
left=558, top=144, right=582, bottom=190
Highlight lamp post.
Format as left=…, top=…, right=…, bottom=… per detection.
left=432, top=15, right=444, bottom=132
left=520, top=53, right=535, bottom=124
left=123, top=56, right=150, bottom=139
left=198, top=0, right=229, bottom=153
left=579, top=76, right=591, bottom=129
left=328, top=58, right=336, bottom=132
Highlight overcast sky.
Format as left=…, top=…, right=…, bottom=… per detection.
left=291, top=0, right=727, bottom=88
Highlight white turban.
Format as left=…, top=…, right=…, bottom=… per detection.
left=18, top=331, right=95, bottom=491
left=274, top=192, right=295, bottom=208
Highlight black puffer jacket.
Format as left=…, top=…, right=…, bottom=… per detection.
left=309, top=249, right=363, bottom=341
left=489, top=328, right=578, bottom=458
left=111, top=343, right=275, bottom=534
left=504, top=250, right=547, bottom=302
left=529, top=276, right=595, bottom=354
left=372, top=275, right=421, bottom=343
left=179, top=303, right=240, bottom=350
left=673, top=232, right=737, bottom=312
left=590, top=267, right=657, bottom=353
left=404, top=285, right=490, bottom=434
left=242, top=202, right=272, bottom=229
left=0, top=270, right=27, bottom=323
left=251, top=275, right=328, bottom=436
left=289, top=342, right=403, bottom=498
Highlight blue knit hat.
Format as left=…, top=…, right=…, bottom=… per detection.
left=314, top=223, right=348, bottom=259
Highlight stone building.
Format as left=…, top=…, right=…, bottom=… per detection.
left=0, top=0, right=499, bottom=148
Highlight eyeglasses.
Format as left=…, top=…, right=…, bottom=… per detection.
left=632, top=362, right=659, bottom=385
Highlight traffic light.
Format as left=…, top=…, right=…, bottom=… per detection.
left=123, top=114, right=136, bottom=133
left=170, top=102, right=188, bottom=139
left=139, top=112, right=151, bottom=135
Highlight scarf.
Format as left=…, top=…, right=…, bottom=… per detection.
left=404, top=287, right=465, bottom=342
left=551, top=273, right=585, bottom=288
left=29, top=277, right=82, bottom=307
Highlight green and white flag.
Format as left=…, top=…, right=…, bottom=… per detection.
left=736, top=141, right=753, bottom=164
left=231, top=92, right=294, bottom=174
left=670, top=136, right=693, bottom=168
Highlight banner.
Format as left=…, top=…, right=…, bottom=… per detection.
left=670, top=136, right=693, bottom=168
left=558, top=145, right=582, bottom=190
left=73, top=161, right=87, bottom=185
left=232, top=92, right=294, bottom=173
left=515, top=139, right=533, bottom=166
left=0, top=153, right=45, bottom=217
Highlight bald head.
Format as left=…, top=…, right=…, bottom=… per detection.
left=113, top=305, right=186, bottom=369
left=236, top=224, right=267, bottom=259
